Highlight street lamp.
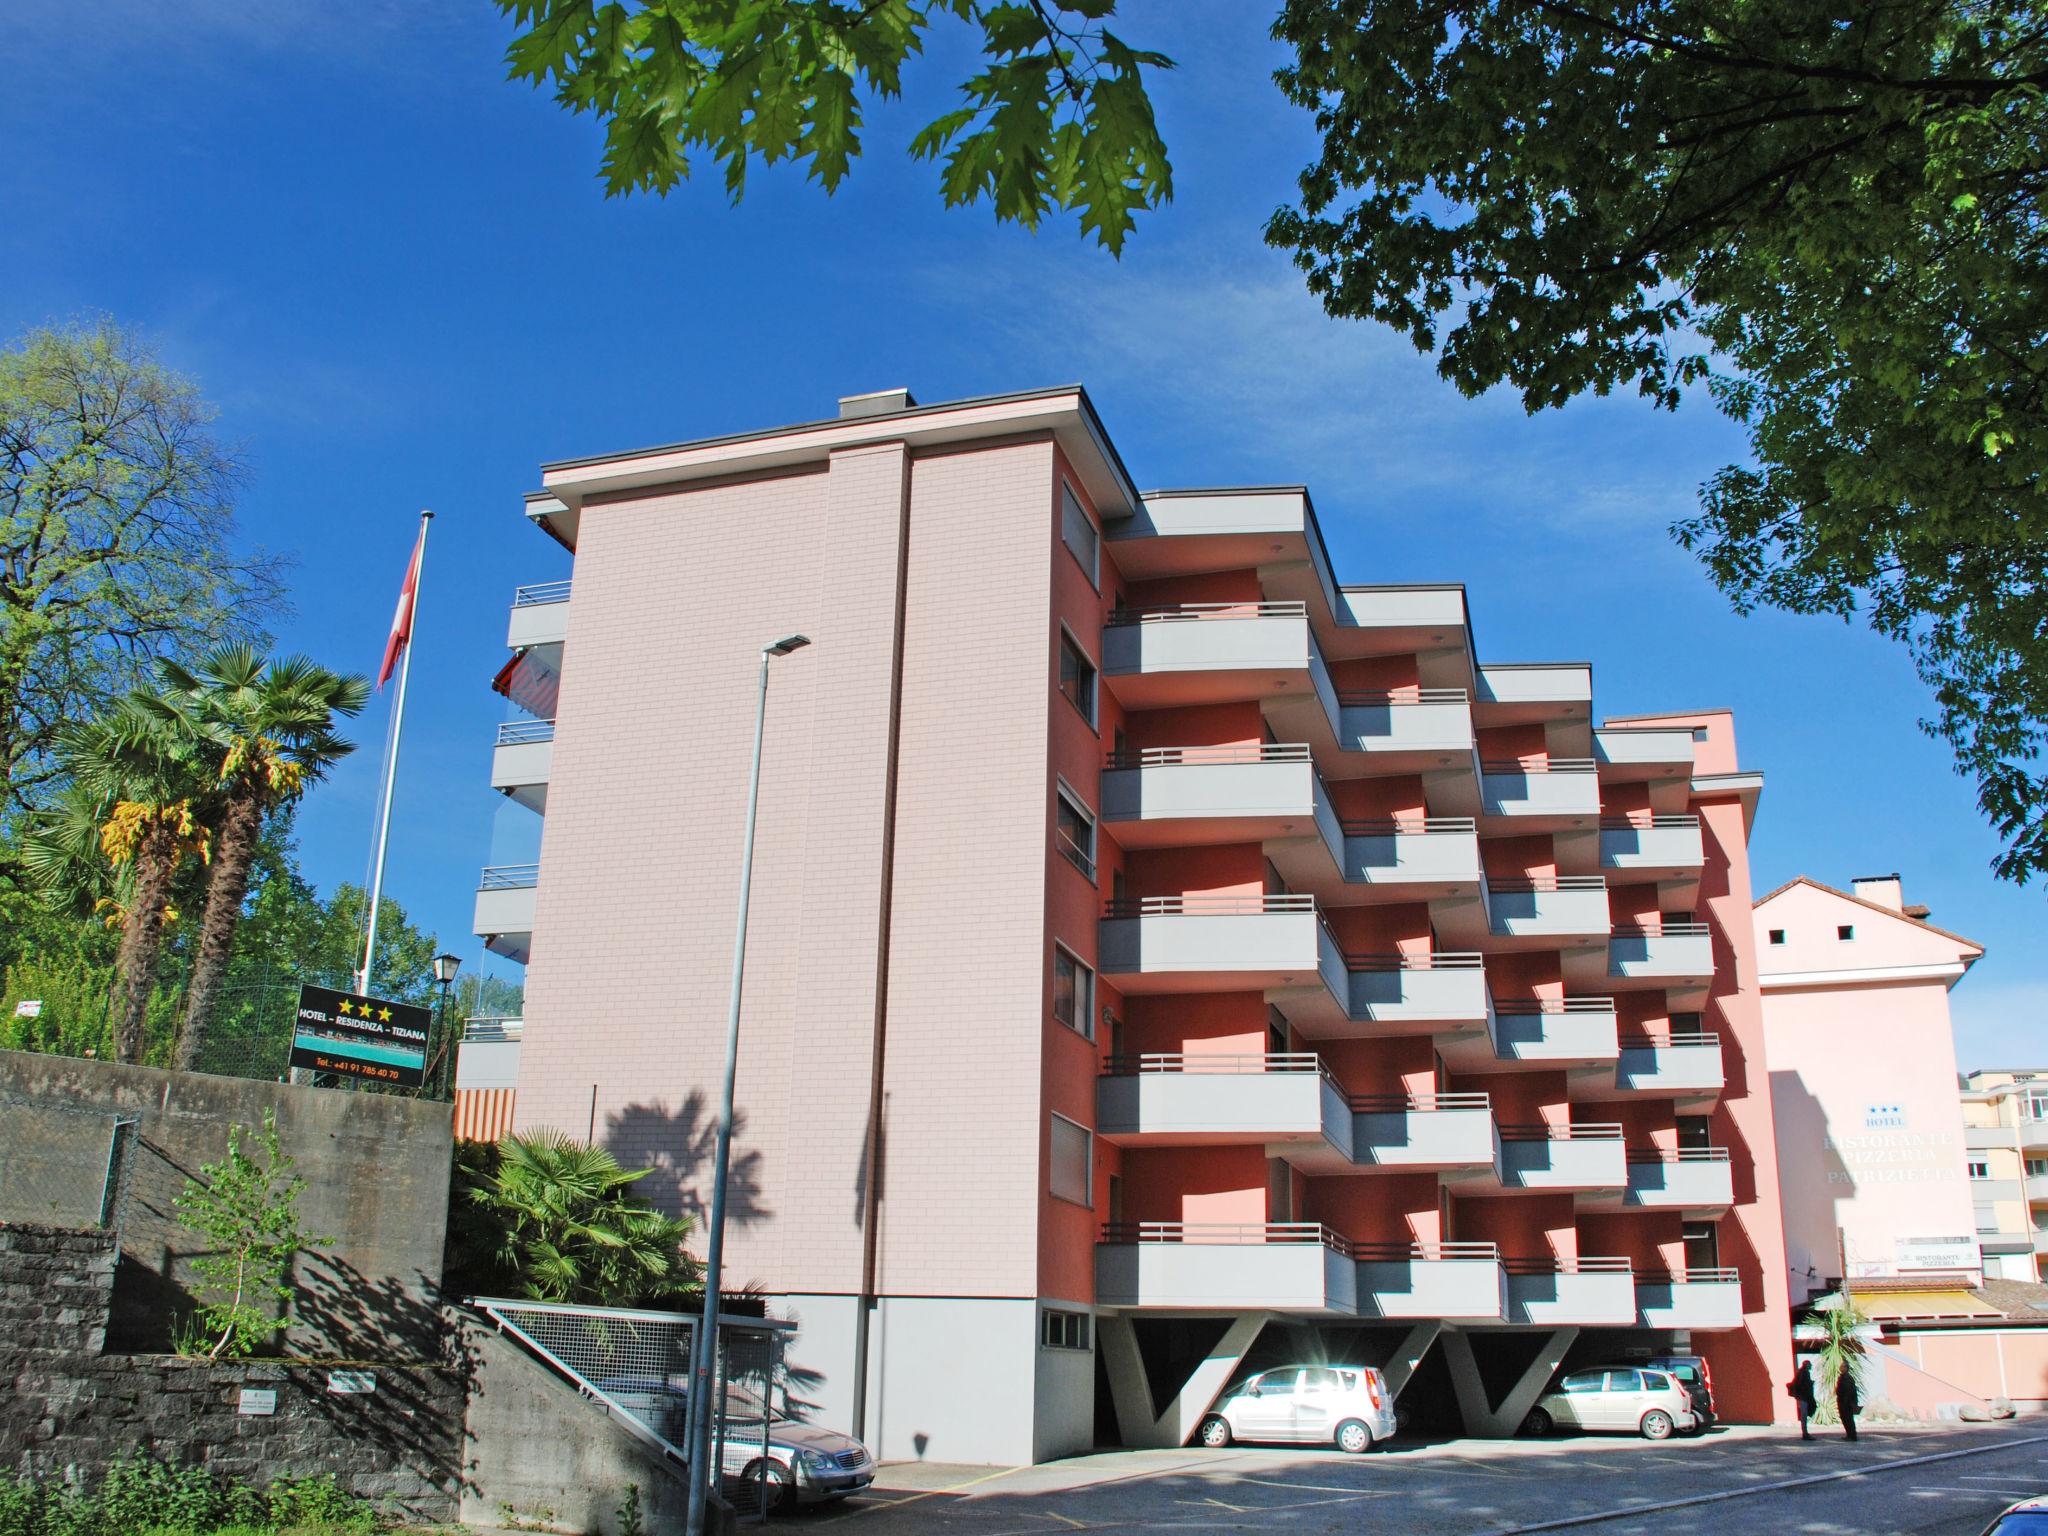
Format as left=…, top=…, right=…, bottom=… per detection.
left=684, top=633, right=809, bottom=1536
left=430, top=953, right=461, bottom=1098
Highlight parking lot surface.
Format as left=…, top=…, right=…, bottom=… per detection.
left=796, top=1421, right=2048, bottom=1534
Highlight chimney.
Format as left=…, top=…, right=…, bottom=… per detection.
left=839, top=388, right=917, bottom=420
left=1852, top=873, right=1904, bottom=912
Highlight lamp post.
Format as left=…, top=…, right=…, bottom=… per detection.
left=430, top=953, right=461, bottom=1099
left=684, top=633, right=809, bottom=1536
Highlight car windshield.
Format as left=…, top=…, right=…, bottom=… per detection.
left=1991, top=1516, right=2048, bottom=1533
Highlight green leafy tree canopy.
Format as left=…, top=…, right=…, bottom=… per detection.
left=494, top=0, right=1174, bottom=251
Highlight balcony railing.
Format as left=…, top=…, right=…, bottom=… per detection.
left=1335, top=687, right=1471, bottom=706
left=1357, top=1240, right=1500, bottom=1262
left=1629, top=1147, right=1731, bottom=1164
left=1100, top=1221, right=1353, bottom=1254
left=1640, top=1266, right=1738, bottom=1285
left=1482, top=758, right=1598, bottom=775
left=495, top=719, right=557, bottom=746
left=1503, top=1255, right=1632, bottom=1275
left=1103, top=1052, right=1331, bottom=1080
left=1500, top=1122, right=1624, bottom=1141
left=1105, top=600, right=1308, bottom=626
left=1599, top=814, right=1701, bottom=831
left=1345, top=949, right=1486, bottom=972
left=1105, top=893, right=1317, bottom=918
left=462, top=1014, right=524, bottom=1043
left=479, top=863, right=540, bottom=891
left=512, top=580, right=572, bottom=607
left=1339, top=815, right=1478, bottom=836
left=1495, top=997, right=1617, bottom=1015
left=1613, top=919, right=1712, bottom=939
left=1104, top=741, right=1312, bottom=769
left=1350, top=1091, right=1492, bottom=1113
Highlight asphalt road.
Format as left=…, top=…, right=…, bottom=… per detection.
left=792, top=1422, right=2048, bottom=1534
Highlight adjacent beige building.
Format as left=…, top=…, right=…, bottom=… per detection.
left=1962, top=1070, right=2048, bottom=1283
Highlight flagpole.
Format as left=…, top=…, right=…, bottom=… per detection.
left=358, top=510, right=432, bottom=996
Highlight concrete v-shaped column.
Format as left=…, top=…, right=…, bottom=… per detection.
left=1381, top=1320, right=1445, bottom=1402
left=1099, top=1312, right=1271, bottom=1449
left=1443, top=1328, right=1578, bottom=1437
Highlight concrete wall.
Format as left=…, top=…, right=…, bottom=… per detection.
left=0, top=1050, right=454, bottom=1358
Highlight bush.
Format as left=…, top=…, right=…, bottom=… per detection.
left=0, top=1463, right=381, bottom=1536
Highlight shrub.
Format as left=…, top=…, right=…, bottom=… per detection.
left=0, top=1460, right=381, bottom=1536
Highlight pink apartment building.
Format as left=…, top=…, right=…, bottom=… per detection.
left=471, top=386, right=1794, bottom=1463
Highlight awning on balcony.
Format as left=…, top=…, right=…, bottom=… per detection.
left=493, top=647, right=560, bottom=718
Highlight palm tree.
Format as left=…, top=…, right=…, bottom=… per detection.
left=149, top=644, right=368, bottom=1071
left=445, top=1131, right=700, bottom=1306
left=1799, top=1292, right=1872, bottom=1421
left=22, top=707, right=210, bottom=1062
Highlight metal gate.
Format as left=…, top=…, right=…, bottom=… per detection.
left=473, top=1298, right=790, bottom=1518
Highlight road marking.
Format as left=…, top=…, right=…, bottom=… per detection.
left=1484, top=1433, right=2048, bottom=1533
left=835, top=1463, right=1027, bottom=1519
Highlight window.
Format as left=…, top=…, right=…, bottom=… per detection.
left=1050, top=1113, right=1092, bottom=1206
left=1055, top=783, right=1096, bottom=880
left=1692, top=726, right=1709, bottom=742
left=1058, top=630, right=1097, bottom=727
left=2028, top=1158, right=2048, bottom=1178
left=1969, top=1159, right=1992, bottom=1180
left=1061, top=483, right=1099, bottom=587
left=1301, top=1368, right=1343, bottom=1394
left=1042, top=1308, right=1091, bottom=1351
left=1976, top=1203, right=2000, bottom=1233
left=1603, top=1370, right=1646, bottom=1392
left=1052, top=945, right=1095, bottom=1040
left=1768, top=929, right=1786, bottom=946
left=1251, top=1370, right=1299, bottom=1397
left=1559, top=1371, right=1604, bottom=1394
left=1837, top=924, right=1855, bottom=940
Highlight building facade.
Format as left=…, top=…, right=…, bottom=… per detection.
left=1756, top=876, right=1986, bottom=1298
left=470, top=386, right=1793, bottom=1462
left=1962, top=1070, right=2048, bottom=1282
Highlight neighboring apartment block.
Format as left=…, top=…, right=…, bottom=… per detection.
left=468, top=386, right=1794, bottom=1462
left=1961, top=1070, right=2048, bottom=1282
left=1756, top=876, right=1986, bottom=1297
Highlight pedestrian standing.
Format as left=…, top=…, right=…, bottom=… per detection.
left=1788, top=1360, right=1817, bottom=1440
left=1834, top=1364, right=1861, bottom=1442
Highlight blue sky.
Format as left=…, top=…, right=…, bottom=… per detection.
left=3, top=1, right=2038, bottom=1065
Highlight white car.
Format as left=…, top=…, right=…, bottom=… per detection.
left=1524, top=1365, right=1700, bottom=1441
left=1197, top=1365, right=1399, bottom=1453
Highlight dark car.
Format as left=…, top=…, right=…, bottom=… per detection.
left=1984, top=1497, right=2048, bottom=1533
left=1641, top=1353, right=1714, bottom=1428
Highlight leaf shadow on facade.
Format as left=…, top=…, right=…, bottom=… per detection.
left=605, top=1094, right=770, bottom=1229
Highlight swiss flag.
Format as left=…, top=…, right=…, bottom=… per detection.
left=378, top=519, right=429, bottom=689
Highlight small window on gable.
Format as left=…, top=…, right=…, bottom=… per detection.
left=1692, top=726, right=1709, bottom=742
left=1837, top=924, right=1855, bottom=941
left=1061, top=483, right=1100, bottom=587
left=1768, top=929, right=1786, bottom=945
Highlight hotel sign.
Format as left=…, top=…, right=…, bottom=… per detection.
left=290, top=983, right=430, bottom=1088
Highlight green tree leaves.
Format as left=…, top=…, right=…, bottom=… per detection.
left=493, top=0, right=1173, bottom=251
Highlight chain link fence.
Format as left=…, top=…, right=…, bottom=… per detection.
left=0, top=1091, right=136, bottom=1229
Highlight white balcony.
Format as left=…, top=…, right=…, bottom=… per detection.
left=1101, top=602, right=1317, bottom=708
left=1505, top=1260, right=1637, bottom=1327
left=2022, top=1118, right=2048, bottom=1154
left=1100, top=744, right=1323, bottom=848
left=1096, top=1056, right=1344, bottom=1148
left=1614, top=1032, right=1724, bottom=1106
left=1098, top=894, right=1341, bottom=996
left=1474, top=664, right=1593, bottom=725
left=1326, top=954, right=1491, bottom=1037
left=1599, top=817, right=1705, bottom=883
left=2027, top=1172, right=2048, bottom=1203
left=1341, top=818, right=1485, bottom=900
left=1636, top=1271, right=1744, bottom=1331
left=1334, top=690, right=1475, bottom=768
left=1096, top=1224, right=1359, bottom=1313
left=1356, top=1243, right=1507, bottom=1322
left=492, top=719, right=554, bottom=815
left=1488, top=1126, right=1627, bottom=1195
left=1485, top=877, right=1610, bottom=946
left=1441, top=999, right=1619, bottom=1073
left=1338, top=585, right=1468, bottom=640
left=1480, top=762, right=1601, bottom=830
left=507, top=580, right=571, bottom=650
left=1584, top=1150, right=1735, bottom=1215
left=1350, top=1094, right=1497, bottom=1172
left=473, top=864, right=537, bottom=965
left=1608, top=922, right=1715, bottom=1006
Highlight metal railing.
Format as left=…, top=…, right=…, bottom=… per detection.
left=463, top=1015, right=525, bottom=1042
left=1350, top=1091, right=1492, bottom=1114
left=1339, top=815, right=1477, bottom=836
left=1106, top=600, right=1307, bottom=626
left=1599, top=814, right=1702, bottom=830
left=1639, top=1267, right=1739, bottom=1285
left=1487, top=875, right=1609, bottom=893
left=1103, top=892, right=1316, bottom=918
left=1499, top=1122, right=1624, bottom=1141
left=1101, top=1051, right=1330, bottom=1078
left=1481, top=757, right=1598, bottom=774
left=1494, top=997, right=1617, bottom=1015
left=512, top=579, right=572, bottom=607
left=1104, top=742, right=1312, bottom=769
left=1055, top=827, right=1097, bottom=882
left=1334, top=686, right=1471, bottom=706
left=1617, top=1029, right=1721, bottom=1049
left=1356, top=1240, right=1500, bottom=1262
left=1098, top=1221, right=1353, bottom=1255
left=495, top=718, right=557, bottom=746
left=1504, top=1255, right=1633, bottom=1275
left=1343, top=949, right=1485, bottom=972
left=1612, top=918, right=1712, bottom=937
left=479, top=863, right=541, bottom=890
left=1628, top=1146, right=1732, bottom=1163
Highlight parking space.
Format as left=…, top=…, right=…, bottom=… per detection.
left=792, top=1422, right=2048, bottom=1534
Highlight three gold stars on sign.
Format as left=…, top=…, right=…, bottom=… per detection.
left=336, top=998, right=395, bottom=1022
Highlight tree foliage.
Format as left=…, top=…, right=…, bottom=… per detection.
left=445, top=1131, right=700, bottom=1307
left=0, top=320, right=287, bottom=844
left=493, top=0, right=1173, bottom=251
left=1266, top=0, right=2048, bottom=880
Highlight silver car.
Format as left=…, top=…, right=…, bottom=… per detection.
left=595, top=1377, right=874, bottom=1510
left=1197, top=1364, right=1399, bottom=1453
left=1524, top=1365, right=1700, bottom=1441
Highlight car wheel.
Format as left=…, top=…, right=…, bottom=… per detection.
left=1639, top=1410, right=1675, bottom=1442
left=1521, top=1408, right=1552, bottom=1438
left=738, top=1458, right=796, bottom=1514
left=1335, top=1419, right=1373, bottom=1455
left=1197, top=1415, right=1233, bottom=1449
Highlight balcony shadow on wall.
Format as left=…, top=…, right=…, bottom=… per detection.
left=1767, top=1068, right=1854, bottom=1292
left=605, top=1095, right=771, bottom=1229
